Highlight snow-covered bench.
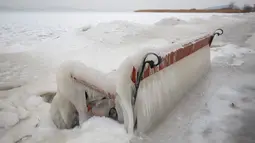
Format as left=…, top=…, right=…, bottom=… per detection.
left=50, top=29, right=223, bottom=134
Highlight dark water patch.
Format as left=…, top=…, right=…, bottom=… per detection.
left=39, top=92, right=56, bottom=103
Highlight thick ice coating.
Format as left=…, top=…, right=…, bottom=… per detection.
left=115, top=35, right=212, bottom=134
left=50, top=61, right=117, bottom=128
left=135, top=46, right=210, bottom=133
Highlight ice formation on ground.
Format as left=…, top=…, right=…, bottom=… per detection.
left=211, top=44, right=255, bottom=66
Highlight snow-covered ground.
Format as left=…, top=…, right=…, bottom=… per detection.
left=0, top=12, right=255, bottom=143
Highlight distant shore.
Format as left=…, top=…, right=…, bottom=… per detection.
left=135, top=9, right=248, bottom=13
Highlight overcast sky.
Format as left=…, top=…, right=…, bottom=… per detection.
left=0, top=0, right=254, bottom=11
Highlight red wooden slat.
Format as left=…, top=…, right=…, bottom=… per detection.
left=179, top=48, right=184, bottom=60
left=159, top=61, right=165, bottom=70
left=204, top=36, right=211, bottom=46
left=183, top=43, right=193, bottom=56
left=184, top=46, right=189, bottom=57
left=194, top=39, right=201, bottom=51
left=164, top=55, right=169, bottom=67
left=167, top=53, right=171, bottom=65
left=143, top=66, right=150, bottom=79
left=131, top=66, right=137, bottom=83
left=187, top=44, right=193, bottom=55
left=199, top=38, right=207, bottom=48
left=170, top=52, right=174, bottom=64
left=173, top=51, right=178, bottom=63
left=87, top=105, right=92, bottom=112
left=175, top=49, right=181, bottom=62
